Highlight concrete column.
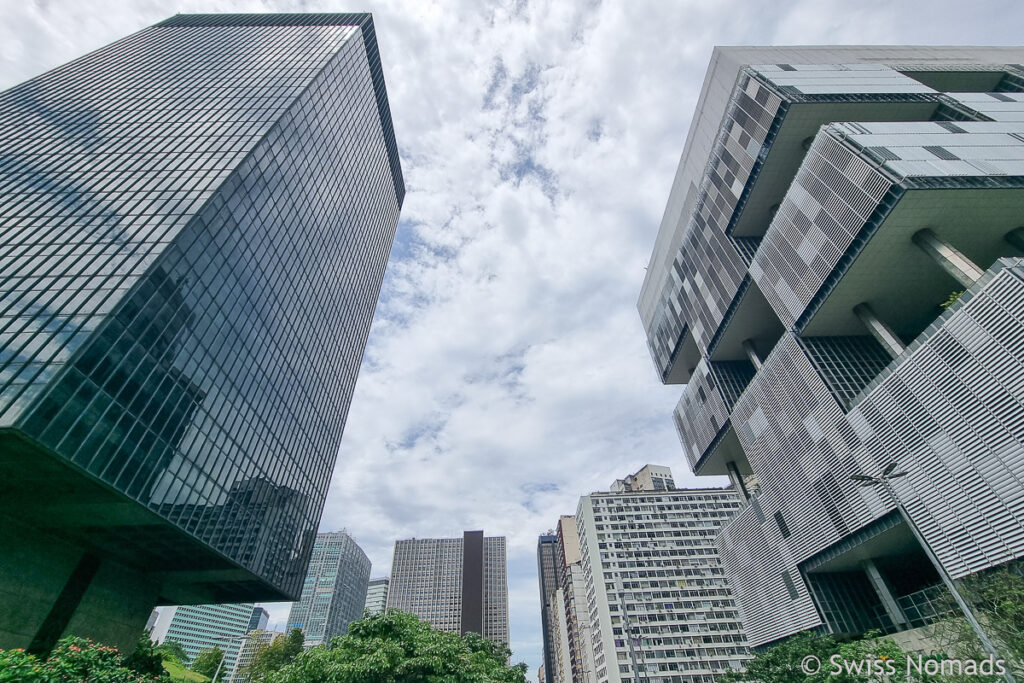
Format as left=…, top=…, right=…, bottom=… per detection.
left=862, top=559, right=910, bottom=630
left=854, top=303, right=905, bottom=360
left=912, top=228, right=984, bottom=288
left=726, top=461, right=751, bottom=501
left=1005, top=227, right=1024, bottom=253
left=741, top=339, right=762, bottom=370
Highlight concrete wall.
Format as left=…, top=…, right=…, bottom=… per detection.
left=0, top=512, right=158, bottom=653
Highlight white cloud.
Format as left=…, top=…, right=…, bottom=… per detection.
left=4, top=0, right=1023, bottom=676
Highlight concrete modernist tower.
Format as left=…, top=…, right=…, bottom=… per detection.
left=0, top=13, right=403, bottom=652
left=640, top=47, right=1024, bottom=649
left=387, top=531, right=509, bottom=645
left=574, top=469, right=750, bottom=682
left=286, top=531, right=371, bottom=646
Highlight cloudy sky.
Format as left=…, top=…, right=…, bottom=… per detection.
left=4, top=0, right=1024, bottom=676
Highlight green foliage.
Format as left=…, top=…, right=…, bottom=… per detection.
left=260, top=610, right=527, bottom=683
left=282, top=628, right=304, bottom=661
left=0, top=636, right=172, bottom=682
left=123, top=630, right=165, bottom=677
left=0, top=648, right=43, bottom=682
left=931, top=564, right=1024, bottom=678
left=241, top=628, right=305, bottom=682
left=941, top=290, right=964, bottom=309
left=157, top=640, right=191, bottom=666
left=718, top=630, right=950, bottom=683
left=163, top=659, right=211, bottom=682
left=191, top=647, right=225, bottom=681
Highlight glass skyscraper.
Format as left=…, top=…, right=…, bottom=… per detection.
left=0, top=13, right=403, bottom=653
left=286, top=531, right=371, bottom=646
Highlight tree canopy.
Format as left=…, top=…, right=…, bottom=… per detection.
left=259, top=611, right=527, bottom=683
left=241, top=628, right=305, bottom=681
left=191, top=647, right=225, bottom=681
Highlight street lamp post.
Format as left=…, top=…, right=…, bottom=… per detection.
left=209, top=635, right=243, bottom=683
left=851, top=463, right=1016, bottom=683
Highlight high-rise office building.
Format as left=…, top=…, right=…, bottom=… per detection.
left=572, top=467, right=749, bottom=683
left=364, top=576, right=390, bottom=615
left=0, top=13, right=403, bottom=653
left=247, top=607, right=269, bottom=634
left=286, top=531, right=371, bottom=646
left=151, top=603, right=254, bottom=677
left=387, top=531, right=509, bottom=645
left=639, top=47, right=1024, bottom=649
left=537, top=532, right=559, bottom=681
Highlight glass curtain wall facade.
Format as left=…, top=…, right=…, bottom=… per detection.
left=639, top=46, right=1024, bottom=649
left=285, top=531, right=371, bottom=646
left=0, top=13, right=403, bottom=652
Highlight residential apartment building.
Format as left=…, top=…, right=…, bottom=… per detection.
left=639, top=46, right=1024, bottom=649
left=151, top=603, right=254, bottom=678
left=555, top=515, right=597, bottom=683
left=387, top=531, right=509, bottom=645
left=364, top=577, right=390, bottom=615
left=286, top=531, right=371, bottom=646
left=574, top=469, right=749, bottom=682
left=0, top=13, right=403, bottom=653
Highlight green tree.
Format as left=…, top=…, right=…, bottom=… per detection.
left=191, top=647, right=225, bottom=681
left=262, top=611, right=527, bottom=683
left=123, top=630, right=165, bottom=677
left=931, top=565, right=1024, bottom=678
left=156, top=639, right=190, bottom=666
left=282, top=628, right=304, bottom=661
left=718, top=630, right=951, bottom=683
left=241, top=629, right=305, bottom=682
left=0, top=636, right=172, bottom=682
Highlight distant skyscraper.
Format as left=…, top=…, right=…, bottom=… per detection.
left=387, top=531, right=509, bottom=645
left=0, top=12, right=403, bottom=653
left=639, top=46, right=1024, bottom=650
left=152, top=603, right=254, bottom=678
left=573, top=467, right=750, bottom=682
left=554, top=515, right=596, bottom=683
left=537, top=533, right=559, bottom=681
left=247, top=607, right=269, bottom=634
left=286, top=531, right=371, bottom=646
left=364, top=576, right=390, bottom=615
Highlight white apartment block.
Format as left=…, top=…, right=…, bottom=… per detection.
left=576, top=468, right=749, bottom=683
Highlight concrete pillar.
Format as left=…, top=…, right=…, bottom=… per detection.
left=853, top=303, right=905, bottom=360
left=742, top=339, right=762, bottom=370
left=1005, top=227, right=1024, bottom=253
left=862, top=559, right=910, bottom=630
left=912, top=228, right=984, bottom=288
left=726, top=461, right=751, bottom=501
